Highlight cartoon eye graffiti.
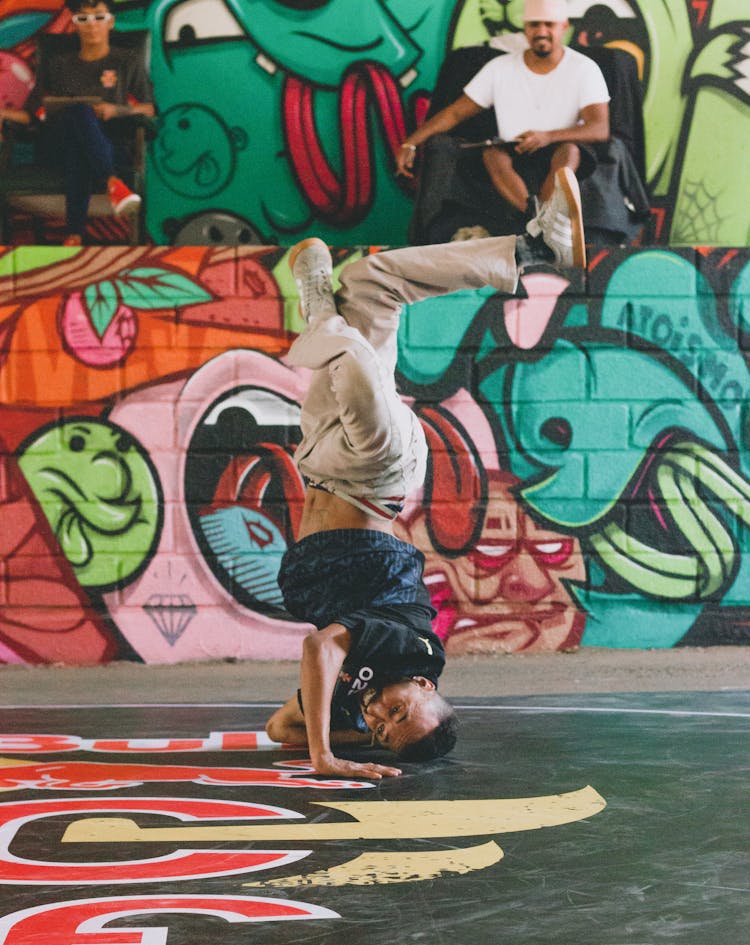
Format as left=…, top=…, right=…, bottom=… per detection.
left=529, top=539, right=575, bottom=566
left=470, top=543, right=515, bottom=570
left=540, top=417, right=572, bottom=449
left=185, top=387, right=304, bottom=615
left=469, top=538, right=575, bottom=572
left=164, top=0, right=245, bottom=46
left=475, top=543, right=515, bottom=557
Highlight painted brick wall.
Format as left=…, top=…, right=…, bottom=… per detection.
left=1, top=243, right=749, bottom=665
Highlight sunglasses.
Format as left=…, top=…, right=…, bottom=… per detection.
left=71, top=12, right=113, bottom=24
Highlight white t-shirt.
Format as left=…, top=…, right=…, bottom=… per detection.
left=463, top=47, right=610, bottom=143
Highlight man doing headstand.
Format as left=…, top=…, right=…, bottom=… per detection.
left=266, top=169, right=586, bottom=779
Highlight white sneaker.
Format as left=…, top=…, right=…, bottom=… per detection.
left=288, top=237, right=337, bottom=323
left=526, top=167, right=586, bottom=269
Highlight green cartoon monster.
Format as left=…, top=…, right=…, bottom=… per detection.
left=18, top=418, right=162, bottom=591
left=482, top=251, right=750, bottom=646
left=115, top=0, right=457, bottom=244
left=394, top=248, right=750, bottom=648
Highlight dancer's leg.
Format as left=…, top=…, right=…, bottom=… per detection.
left=291, top=316, right=415, bottom=482
left=287, top=239, right=426, bottom=489
left=336, top=236, right=520, bottom=369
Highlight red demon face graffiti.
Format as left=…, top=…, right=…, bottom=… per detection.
left=399, top=469, right=586, bottom=655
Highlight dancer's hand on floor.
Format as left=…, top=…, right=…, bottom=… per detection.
left=311, top=753, right=401, bottom=779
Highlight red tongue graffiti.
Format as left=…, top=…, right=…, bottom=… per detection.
left=283, top=62, right=419, bottom=226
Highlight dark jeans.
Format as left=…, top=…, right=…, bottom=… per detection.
left=40, top=104, right=128, bottom=236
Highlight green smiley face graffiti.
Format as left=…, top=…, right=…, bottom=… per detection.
left=18, top=419, right=162, bottom=591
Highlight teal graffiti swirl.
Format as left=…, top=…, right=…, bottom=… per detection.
left=588, top=441, right=750, bottom=601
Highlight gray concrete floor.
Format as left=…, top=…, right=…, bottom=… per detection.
left=0, top=646, right=748, bottom=705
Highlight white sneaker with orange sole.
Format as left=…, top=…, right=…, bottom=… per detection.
left=527, top=167, right=586, bottom=269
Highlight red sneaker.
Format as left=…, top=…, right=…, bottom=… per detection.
left=62, top=234, right=83, bottom=246
left=107, top=176, right=141, bottom=216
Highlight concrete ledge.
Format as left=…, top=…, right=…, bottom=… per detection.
left=0, top=647, right=748, bottom=706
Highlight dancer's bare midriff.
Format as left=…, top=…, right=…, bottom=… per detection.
left=297, top=487, right=394, bottom=539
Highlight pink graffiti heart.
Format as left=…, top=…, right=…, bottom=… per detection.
left=60, top=292, right=137, bottom=367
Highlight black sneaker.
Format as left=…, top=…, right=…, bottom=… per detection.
left=515, top=232, right=555, bottom=272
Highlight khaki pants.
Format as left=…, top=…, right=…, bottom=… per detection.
left=287, top=236, right=519, bottom=499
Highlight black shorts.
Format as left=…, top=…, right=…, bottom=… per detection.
left=498, top=141, right=597, bottom=194
left=278, top=529, right=430, bottom=629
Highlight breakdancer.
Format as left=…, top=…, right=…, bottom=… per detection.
left=266, top=168, right=585, bottom=778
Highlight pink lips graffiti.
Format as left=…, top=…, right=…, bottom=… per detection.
left=283, top=62, right=422, bottom=226
left=503, top=273, right=571, bottom=349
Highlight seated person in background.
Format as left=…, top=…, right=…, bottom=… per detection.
left=0, top=0, right=155, bottom=246
left=265, top=176, right=585, bottom=777
left=396, top=0, right=609, bottom=251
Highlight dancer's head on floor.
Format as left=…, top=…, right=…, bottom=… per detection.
left=360, top=676, right=458, bottom=760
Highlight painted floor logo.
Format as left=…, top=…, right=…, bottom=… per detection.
left=0, top=727, right=606, bottom=941
left=61, top=788, right=606, bottom=887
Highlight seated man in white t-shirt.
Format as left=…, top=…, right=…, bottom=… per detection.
left=397, top=0, right=609, bottom=259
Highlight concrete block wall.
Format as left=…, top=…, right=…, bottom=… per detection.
left=1, top=243, right=749, bottom=665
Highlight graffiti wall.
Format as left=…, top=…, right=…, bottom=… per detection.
left=1, top=0, right=749, bottom=246
left=1, top=242, right=749, bottom=665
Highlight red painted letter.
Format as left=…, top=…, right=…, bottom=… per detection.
left=0, top=895, right=339, bottom=944
left=0, top=797, right=308, bottom=884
